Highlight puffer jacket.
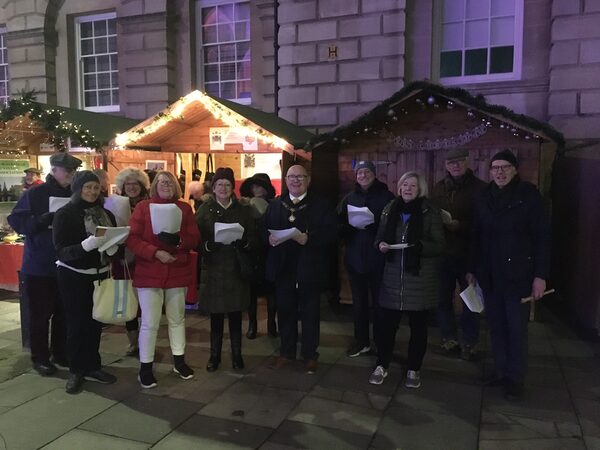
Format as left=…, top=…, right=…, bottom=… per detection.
left=127, top=197, right=200, bottom=289
left=376, top=198, right=445, bottom=311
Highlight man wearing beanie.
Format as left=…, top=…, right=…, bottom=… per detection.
left=338, top=161, right=394, bottom=358
left=467, top=149, right=550, bottom=400
left=8, top=152, right=81, bottom=377
left=430, top=148, right=486, bottom=361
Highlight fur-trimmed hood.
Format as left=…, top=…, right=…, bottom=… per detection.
left=115, top=167, right=151, bottom=192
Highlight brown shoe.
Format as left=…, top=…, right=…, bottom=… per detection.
left=269, top=356, right=292, bottom=370
left=305, top=359, right=318, bottom=374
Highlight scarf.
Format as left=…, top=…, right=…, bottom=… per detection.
left=383, top=197, right=424, bottom=275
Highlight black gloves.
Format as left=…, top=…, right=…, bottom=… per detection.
left=204, top=241, right=224, bottom=252
left=231, top=237, right=248, bottom=250
left=157, top=232, right=181, bottom=246
left=36, top=212, right=54, bottom=229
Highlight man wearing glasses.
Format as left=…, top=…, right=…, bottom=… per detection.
left=264, top=164, right=336, bottom=374
left=467, top=149, right=550, bottom=400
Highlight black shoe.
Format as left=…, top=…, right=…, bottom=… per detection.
left=33, top=362, right=58, bottom=377
left=267, top=320, right=278, bottom=338
left=346, top=342, right=371, bottom=358
left=206, top=356, right=220, bottom=372
left=138, top=371, right=158, bottom=389
left=433, top=339, right=461, bottom=357
left=246, top=321, right=257, bottom=340
left=174, top=363, right=194, bottom=380
left=65, top=373, right=84, bottom=394
left=505, top=380, right=524, bottom=401
left=232, top=352, right=245, bottom=370
left=51, top=356, right=69, bottom=368
left=85, top=369, right=117, bottom=384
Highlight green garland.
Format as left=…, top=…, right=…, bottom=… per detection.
left=0, top=91, right=101, bottom=151
left=306, top=80, right=565, bottom=151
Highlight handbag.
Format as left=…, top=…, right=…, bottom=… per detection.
left=235, top=247, right=259, bottom=281
left=92, top=260, right=139, bottom=324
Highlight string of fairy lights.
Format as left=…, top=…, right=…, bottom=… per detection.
left=114, top=90, right=291, bottom=151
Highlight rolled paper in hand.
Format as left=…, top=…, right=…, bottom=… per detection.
left=521, top=289, right=555, bottom=303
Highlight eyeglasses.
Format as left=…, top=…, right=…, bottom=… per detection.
left=286, top=175, right=308, bottom=181
left=490, top=164, right=514, bottom=173
left=157, top=179, right=174, bottom=186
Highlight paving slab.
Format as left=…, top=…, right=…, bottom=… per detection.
left=480, top=411, right=582, bottom=440
left=0, top=372, right=65, bottom=408
left=317, top=362, right=402, bottom=397
left=40, top=429, right=150, bottom=450
left=244, top=357, right=328, bottom=392
left=372, top=405, right=478, bottom=450
left=80, top=392, right=202, bottom=444
left=572, top=397, right=600, bottom=438
left=478, top=437, right=586, bottom=449
left=562, top=368, right=600, bottom=400
left=152, top=414, right=273, bottom=449
left=0, top=388, right=116, bottom=449
left=264, top=420, right=372, bottom=449
left=287, top=396, right=382, bottom=436
left=200, top=382, right=304, bottom=428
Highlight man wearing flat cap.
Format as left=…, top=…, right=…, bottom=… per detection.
left=338, top=161, right=394, bottom=358
left=22, top=167, right=44, bottom=192
left=467, top=149, right=550, bottom=400
left=430, top=148, right=486, bottom=361
left=8, top=152, right=81, bottom=376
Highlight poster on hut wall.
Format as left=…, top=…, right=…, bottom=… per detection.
left=0, top=159, right=29, bottom=203
left=209, top=127, right=258, bottom=151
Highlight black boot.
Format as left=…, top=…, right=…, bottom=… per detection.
left=267, top=293, right=278, bottom=338
left=229, top=312, right=244, bottom=370
left=138, top=362, right=157, bottom=389
left=207, top=314, right=223, bottom=372
left=246, top=293, right=257, bottom=340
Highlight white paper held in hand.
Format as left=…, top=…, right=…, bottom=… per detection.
left=104, top=195, right=131, bottom=226
left=347, top=205, right=375, bottom=229
left=214, top=222, right=245, bottom=245
left=460, top=284, right=485, bottom=313
left=388, top=243, right=412, bottom=250
left=95, top=226, right=131, bottom=252
left=48, top=196, right=70, bottom=213
left=149, top=203, right=182, bottom=234
left=440, top=209, right=453, bottom=225
left=268, top=227, right=301, bottom=244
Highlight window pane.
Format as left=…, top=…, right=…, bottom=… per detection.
left=466, top=0, right=489, bottom=19
left=221, top=81, right=235, bottom=99
left=236, top=3, right=250, bottom=20
left=97, top=55, right=110, bottom=71
left=98, top=90, right=111, bottom=106
left=220, top=43, right=235, bottom=62
left=80, top=22, right=93, bottom=38
left=465, top=19, right=488, bottom=48
left=112, top=90, right=119, bottom=105
left=237, top=80, right=251, bottom=99
left=465, top=48, right=487, bottom=75
left=98, top=73, right=111, bottom=89
left=108, top=36, right=117, bottom=52
left=82, top=57, right=96, bottom=72
left=84, top=91, right=97, bottom=107
left=205, top=82, right=219, bottom=96
left=204, top=64, right=219, bottom=82
left=220, top=63, right=236, bottom=81
left=2, top=50, right=7, bottom=64
left=204, top=45, right=219, bottom=63
left=111, top=72, right=118, bottom=87
left=442, top=23, right=463, bottom=50
left=107, top=18, right=116, bottom=35
left=94, top=20, right=107, bottom=37
left=218, top=23, right=235, bottom=42
left=84, top=74, right=96, bottom=89
left=110, top=55, right=118, bottom=70
left=235, top=21, right=249, bottom=40
left=202, top=6, right=217, bottom=25
left=81, top=39, right=93, bottom=55
left=443, top=0, right=465, bottom=22
left=237, top=60, right=251, bottom=79
left=440, top=51, right=462, bottom=77
left=203, top=25, right=217, bottom=44
left=236, top=41, right=250, bottom=60
left=217, top=4, right=234, bottom=23
left=95, top=37, right=107, bottom=54
left=491, top=17, right=514, bottom=46
left=490, top=46, right=513, bottom=73
left=491, top=0, right=514, bottom=16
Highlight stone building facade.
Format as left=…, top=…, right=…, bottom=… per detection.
left=0, top=0, right=598, bottom=147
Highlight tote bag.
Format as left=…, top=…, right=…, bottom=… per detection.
left=92, top=261, right=138, bottom=324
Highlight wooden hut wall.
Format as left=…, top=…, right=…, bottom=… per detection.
left=107, top=149, right=177, bottom=188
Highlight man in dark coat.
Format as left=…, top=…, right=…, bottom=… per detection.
left=338, top=160, right=394, bottom=357
left=430, top=148, right=486, bottom=360
left=264, top=164, right=337, bottom=374
left=467, top=149, right=550, bottom=400
left=8, top=152, right=82, bottom=376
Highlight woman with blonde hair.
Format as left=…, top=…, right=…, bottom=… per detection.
left=127, top=170, right=200, bottom=388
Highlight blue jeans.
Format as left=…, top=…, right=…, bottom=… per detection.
left=437, top=256, right=480, bottom=345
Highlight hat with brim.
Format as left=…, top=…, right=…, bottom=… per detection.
left=24, top=167, right=42, bottom=174
left=49, top=152, right=82, bottom=169
left=445, top=148, right=469, bottom=161
left=240, top=173, right=276, bottom=199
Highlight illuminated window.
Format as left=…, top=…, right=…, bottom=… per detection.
left=76, top=13, right=119, bottom=112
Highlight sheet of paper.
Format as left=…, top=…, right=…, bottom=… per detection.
left=388, top=243, right=412, bottom=250
left=347, top=205, right=375, bottom=229
left=103, top=195, right=131, bottom=227
left=460, top=284, right=484, bottom=313
left=95, top=226, right=131, bottom=252
left=440, top=209, right=453, bottom=225
left=269, top=227, right=301, bottom=245
left=214, top=222, right=245, bottom=245
left=49, top=196, right=70, bottom=213
left=149, top=203, right=182, bottom=234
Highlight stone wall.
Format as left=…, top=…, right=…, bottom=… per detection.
left=276, top=0, right=406, bottom=132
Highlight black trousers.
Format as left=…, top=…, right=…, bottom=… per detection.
left=347, top=266, right=381, bottom=346
left=24, top=274, right=66, bottom=364
left=375, top=307, right=429, bottom=371
left=275, top=282, right=320, bottom=360
left=57, top=267, right=102, bottom=374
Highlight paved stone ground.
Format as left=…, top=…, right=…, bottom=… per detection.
left=0, top=295, right=598, bottom=450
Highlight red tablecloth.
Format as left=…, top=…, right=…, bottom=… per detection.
left=0, top=244, right=24, bottom=292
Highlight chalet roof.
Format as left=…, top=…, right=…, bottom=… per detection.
left=307, top=81, right=565, bottom=150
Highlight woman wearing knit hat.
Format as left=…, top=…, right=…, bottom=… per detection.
left=52, top=170, right=119, bottom=394
left=196, top=167, right=258, bottom=372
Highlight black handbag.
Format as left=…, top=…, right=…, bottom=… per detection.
left=235, top=247, right=259, bottom=281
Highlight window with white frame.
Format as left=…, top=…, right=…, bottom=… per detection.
left=439, top=0, right=523, bottom=83
left=76, top=13, right=119, bottom=112
left=198, top=1, right=251, bottom=103
left=0, top=28, right=9, bottom=105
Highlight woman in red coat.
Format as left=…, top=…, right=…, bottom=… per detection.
left=127, top=170, right=200, bottom=389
